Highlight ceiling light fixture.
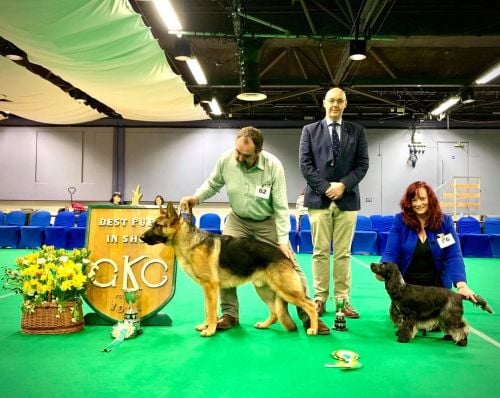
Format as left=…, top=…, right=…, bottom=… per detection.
left=475, top=61, right=500, bottom=84
left=186, top=58, right=207, bottom=85
left=209, top=98, right=222, bottom=115
left=237, top=91, right=267, bottom=101
left=348, top=39, right=367, bottom=61
left=430, top=96, right=460, bottom=116
left=460, top=88, right=475, bottom=104
left=236, top=41, right=267, bottom=101
left=6, top=53, right=23, bottom=61
left=152, top=0, right=182, bottom=34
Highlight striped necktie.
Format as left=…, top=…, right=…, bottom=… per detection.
left=330, top=122, right=340, bottom=158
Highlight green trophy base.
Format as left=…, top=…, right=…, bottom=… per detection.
left=84, top=312, right=173, bottom=326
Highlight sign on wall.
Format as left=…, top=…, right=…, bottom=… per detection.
left=84, top=205, right=176, bottom=322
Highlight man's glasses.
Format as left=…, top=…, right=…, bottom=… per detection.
left=324, top=98, right=345, bottom=105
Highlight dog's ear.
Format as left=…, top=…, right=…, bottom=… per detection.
left=165, top=201, right=178, bottom=219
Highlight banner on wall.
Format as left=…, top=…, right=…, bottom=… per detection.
left=83, top=205, right=176, bottom=324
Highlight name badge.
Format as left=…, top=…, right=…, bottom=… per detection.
left=255, top=185, right=271, bottom=199
left=437, top=233, right=455, bottom=248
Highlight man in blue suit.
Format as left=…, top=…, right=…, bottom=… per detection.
left=299, top=87, right=369, bottom=318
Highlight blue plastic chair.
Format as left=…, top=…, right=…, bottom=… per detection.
left=483, top=217, right=500, bottom=234
left=18, top=210, right=52, bottom=248
left=351, top=215, right=378, bottom=255
left=199, top=213, right=222, bottom=234
left=0, top=210, right=27, bottom=248
left=0, top=210, right=5, bottom=225
left=373, top=215, right=394, bottom=254
left=484, top=217, right=500, bottom=257
left=299, top=214, right=311, bottom=231
left=45, top=211, right=75, bottom=249
left=76, top=211, right=88, bottom=227
left=489, top=235, right=500, bottom=258
left=65, top=211, right=88, bottom=249
left=457, top=216, right=491, bottom=257
left=457, top=216, right=481, bottom=234
left=298, top=230, right=314, bottom=253
left=289, top=214, right=298, bottom=252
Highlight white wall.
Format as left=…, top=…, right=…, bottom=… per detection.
left=1, top=126, right=500, bottom=216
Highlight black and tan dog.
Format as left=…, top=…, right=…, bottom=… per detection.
left=140, top=202, right=318, bottom=337
left=370, top=262, right=493, bottom=346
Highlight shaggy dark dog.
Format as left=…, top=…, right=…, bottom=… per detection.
left=370, top=262, right=493, bottom=346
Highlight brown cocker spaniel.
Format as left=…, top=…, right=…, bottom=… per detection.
left=370, top=262, right=493, bottom=346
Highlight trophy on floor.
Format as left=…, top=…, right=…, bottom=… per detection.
left=332, top=297, right=348, bottom=331
left=124, top=288, right=142, bottom=337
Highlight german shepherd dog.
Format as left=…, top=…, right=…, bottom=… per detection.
left=370, top=262, right=493, bottom=346
left=140, top=202, right=318, bottom=337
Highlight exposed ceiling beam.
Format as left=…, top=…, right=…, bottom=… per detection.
left=347, top=87, right=419, bottom=113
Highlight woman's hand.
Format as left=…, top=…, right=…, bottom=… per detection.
left=457, top=283, right=477, bottom=302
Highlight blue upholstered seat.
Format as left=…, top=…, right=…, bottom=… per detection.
left=457, top=216, right=491, bottom=257
left=18, top=210, right=52, bottom=248
left=483, top=217, right=500, bottom=257
left=199, top=213, right=222, bottom=234
left=65, top=211, right=88, bottom=249
left=44, top=211, right=75, bottom=249
left=289, top=214, right=298, bottom=252
left=0, top=210, right=27, bottom=248
left=351, top=215, right=378, bottom=255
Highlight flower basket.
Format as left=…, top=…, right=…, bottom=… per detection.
left=21, top=300, right=84, bottom=334
left=2, top=245, right=98, bottom=335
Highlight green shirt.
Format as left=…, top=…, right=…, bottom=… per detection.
left=194, top=148, right=291, bottom=245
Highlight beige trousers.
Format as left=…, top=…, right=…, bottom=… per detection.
left=309, top=201, right=357, bottom=302
left=220, top=211, right=309, bottom=322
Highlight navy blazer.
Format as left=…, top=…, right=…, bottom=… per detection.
left=381, top=213, right=467, bottom=289
left=299, top=119, right=369, bottom=210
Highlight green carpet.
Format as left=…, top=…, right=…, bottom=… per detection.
left=1, top=250, right=498, bottom=398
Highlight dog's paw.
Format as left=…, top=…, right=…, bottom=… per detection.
left=200, top=328, right=216, bottom=337
left=456, top=337, right=468, bottom=347
left=306, top=328, right=318, bottom=336
left=195, top=323, right=208, bottom=331
left=254, top=321, right=270, bottom=329
left=397, top=336, right=411, bottom=343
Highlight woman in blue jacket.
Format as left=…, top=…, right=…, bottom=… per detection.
left=380, top=181, right=476, bottom=300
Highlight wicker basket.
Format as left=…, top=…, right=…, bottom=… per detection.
left=21, top=301, right=84, bottom=334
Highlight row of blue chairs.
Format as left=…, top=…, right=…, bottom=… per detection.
left=0, top=210, right=87, bottom=249
left=289, top=214, right=393, bottom=255
left=455, top=216, right=500, bottom=257
left=290, top=214, right=500, bottom=258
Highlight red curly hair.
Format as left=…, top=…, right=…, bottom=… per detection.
left=400, top=181, right=443, bottom=231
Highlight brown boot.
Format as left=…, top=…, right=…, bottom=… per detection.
left=343, top=302, right=360, bottom=319
left=303, top=318, right=330, bottom=335
left=315, top=300, right=326, bottom=316
left=216, top=314, right=239, bottom=330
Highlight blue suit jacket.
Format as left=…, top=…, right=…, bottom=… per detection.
left=299, top=119, right=369, bottom=210
left=381, top=213, right=467, bottom=288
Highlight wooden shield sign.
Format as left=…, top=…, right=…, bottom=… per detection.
left=83, top=205, right=176, bottom=322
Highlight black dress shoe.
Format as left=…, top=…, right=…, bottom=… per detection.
left=216, top=314, right=239, bottom=330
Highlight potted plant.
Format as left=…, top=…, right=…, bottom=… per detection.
left=2, top=245, right=98, bottom=334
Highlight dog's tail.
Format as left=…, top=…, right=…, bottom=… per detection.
left=466, top=295, right=494, bottom=314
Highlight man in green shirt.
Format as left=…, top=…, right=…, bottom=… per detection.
left=180, top=126, right=330, bottom=335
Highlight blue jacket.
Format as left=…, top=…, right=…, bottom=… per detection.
left=299, top=119, right=369, bottom=210
left=381, top=213, right=466, bottom=288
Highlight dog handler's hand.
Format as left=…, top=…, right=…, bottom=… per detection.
left=179, top=196, right=199, bottom=211
left=279, top=244, right=293, bottom=259
left=457, top=283, right=476, bottom=302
